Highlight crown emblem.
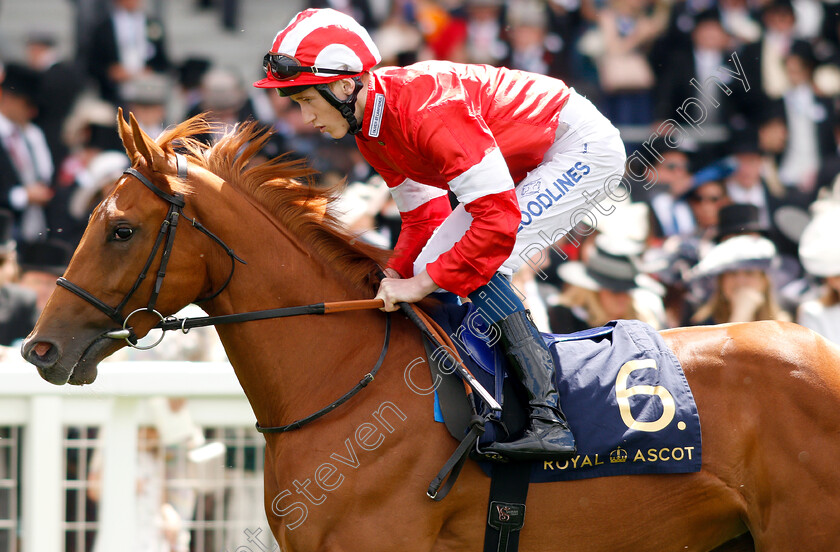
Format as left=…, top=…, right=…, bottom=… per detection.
left=610, top=447, right=628, bottom=463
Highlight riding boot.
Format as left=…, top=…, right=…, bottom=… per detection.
left=483, top=310, right=576, bottom=460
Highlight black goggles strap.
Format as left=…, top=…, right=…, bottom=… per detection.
left=263, top=53, right=358, bottom=80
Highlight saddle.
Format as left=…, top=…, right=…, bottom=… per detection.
left=422, top=300, right=702, bottom=483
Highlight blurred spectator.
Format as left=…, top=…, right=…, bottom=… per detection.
left=50, top=98, right=123, bottom=248
left=732, top=0, right=812, bottom=125
left=651, top=169, right=732, bottom=326
left=16, top=239, right=74, bottom=313
left=685, top=170, right=732, bottom=242
left=463, top=0, right=507, bottom=66
left=797, top=203, right=840, bottom=343
left=718, top=0, right=762, bottom=46
left=776, top=41, right=837, bottom=194
left=725, top=124, right=811, bottom=258
left=371, top=2, right=425, bottom=66
left=725, top=128, right=783, bottom=230
left=690, top=234, right=790, bottom=324
left=0, top=63, right=55, bottom=242
left=60, top=151, right=131, bottom=247
left=415, top=0, right=470, bottom=62
left=790, top=0, right=825, bottom=40
left=594, top=0, right=669, bottom=126
left=502, top=0, right=564, bottom=77
left=549, top=234, right=664, bottom=332
left=25, top=30, right=86, bottom=171
left=309, top=0, right=379, bottom=30
left=645, top=138, right=696, bottom=239
left=122, top=72, right=171, bottom=139
left=173, top=57, right=211, bottom=120
left=87, top=0, right=171, bottom=106
left=333, top=176, right=392, bottom=248
left=185, top=67, right=255, bottom=144
left=88, top=408, right=201, bottom=552
left=653, top=8, right=735, bottom=164
left=0, top=209, right=39, bottom=346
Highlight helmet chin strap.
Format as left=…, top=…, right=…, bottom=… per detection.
left=314, top=77, right=364, bottom=135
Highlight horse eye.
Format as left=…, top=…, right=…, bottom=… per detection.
left=113, top=227, right=134, bottom=241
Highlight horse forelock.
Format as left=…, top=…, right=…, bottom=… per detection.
left=155, top=115, right=390, bottom=295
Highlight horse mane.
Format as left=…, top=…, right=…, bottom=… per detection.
left=156, top=116, right=390, bottom=295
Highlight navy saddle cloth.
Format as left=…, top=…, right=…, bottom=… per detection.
left=426, top=302, right=702, bottom=483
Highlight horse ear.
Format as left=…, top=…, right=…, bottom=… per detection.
left=128, top=112, right=167, bottom=172
left=117, top=108, right=137, bottom=160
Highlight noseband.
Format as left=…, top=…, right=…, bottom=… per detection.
left=56, top=154, right=245, bottom=349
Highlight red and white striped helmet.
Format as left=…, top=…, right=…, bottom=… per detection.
left=254, top=8, right=381, bottom=90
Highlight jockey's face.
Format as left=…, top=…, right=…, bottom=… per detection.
left=289, top=84, right=351, bottom=139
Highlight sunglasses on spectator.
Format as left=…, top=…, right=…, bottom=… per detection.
left=663, top=162, right=689, bottom=171
left=263, top=53, right=359, bottom=81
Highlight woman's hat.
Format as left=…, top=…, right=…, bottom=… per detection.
left=691, top=234, right=777, bottom=279
left=69, top=151, right=130, bottom=219
left=557, top=235, right=644, bottom=293
left=595, top=201, right=649, bottom=255
left=715, top=203, right=768, bottom=242
left=799, top=205, right=840, bottom=277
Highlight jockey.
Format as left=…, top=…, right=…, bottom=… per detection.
left=254, top=8, right=627, bottom=460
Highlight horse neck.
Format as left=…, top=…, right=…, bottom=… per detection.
left=188, top=174, right=388, bottom=425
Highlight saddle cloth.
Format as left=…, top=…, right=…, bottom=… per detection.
left=425, top=302, right=702, bottom=483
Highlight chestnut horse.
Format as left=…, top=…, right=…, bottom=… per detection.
left=22, top=113, right=840, bottom=551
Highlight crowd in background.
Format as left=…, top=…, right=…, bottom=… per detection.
left=2, top=0, right=840, bottom=350
left=0, top=1, right=839, bottom=550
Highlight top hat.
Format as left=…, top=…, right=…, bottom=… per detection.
left=715, top=203, right=768, bottom=242
left=16, top=240, right=73, bottom=275
left=558, top=235, right=643, bottom=293
left=1, top=63, right=41, bottom=102
left=693, top=7, right=722, bottom=26
left=762, top=0, right=795, bottom=17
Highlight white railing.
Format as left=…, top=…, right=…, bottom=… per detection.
left=2, top=359, right=275, bottom=552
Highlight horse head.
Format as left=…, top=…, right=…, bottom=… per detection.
left=22, top=109, right=219, bottom=385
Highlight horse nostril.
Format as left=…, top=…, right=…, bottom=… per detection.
left=34, top=342, right=52, bottom=358
left=26, top=340, right=59, bottom=368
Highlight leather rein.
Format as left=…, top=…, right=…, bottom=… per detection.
left=55, top=154, right=392, bottom=433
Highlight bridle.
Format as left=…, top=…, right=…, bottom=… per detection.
left=56, top=153, right=245, bottom=349
left=53, top=153, right=394, bottom=434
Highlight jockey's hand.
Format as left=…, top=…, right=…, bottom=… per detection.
left=376, top=270, right=439, bottom=312
left=382, top=267, right=401, bottom=280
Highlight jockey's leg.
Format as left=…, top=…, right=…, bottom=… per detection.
left=468, top=273, right=576, bottom=459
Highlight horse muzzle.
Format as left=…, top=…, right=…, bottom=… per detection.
left=22, top=331, right=110, bottom=386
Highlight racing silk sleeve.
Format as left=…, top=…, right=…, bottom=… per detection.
left=411, top=104, right=520, bottom=297
left=386, top=178, right=452, bottom=278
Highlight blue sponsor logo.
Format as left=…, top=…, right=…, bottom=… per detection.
left=520, top=179, right=541, bottom=197
left=518, top=162, right=591, bottom=232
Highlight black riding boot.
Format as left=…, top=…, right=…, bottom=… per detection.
left=484, top=310, right=576, bottom=460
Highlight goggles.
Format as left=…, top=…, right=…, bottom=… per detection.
left=263, top=53, right=359, bottom=81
